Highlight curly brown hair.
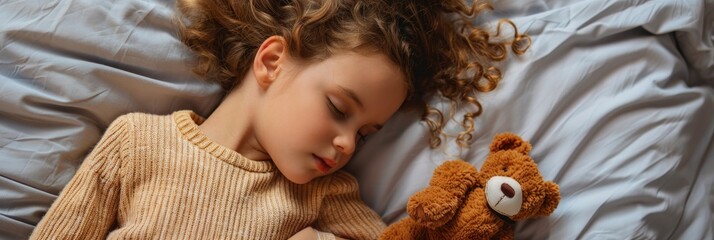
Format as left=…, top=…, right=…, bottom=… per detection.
left=176, top=0, right=529, bottom=148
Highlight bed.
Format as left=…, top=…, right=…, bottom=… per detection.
left=1, top=0, right=712, bottom=239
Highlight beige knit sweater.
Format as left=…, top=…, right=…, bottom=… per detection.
left=31, top=110, right=385, bottom=240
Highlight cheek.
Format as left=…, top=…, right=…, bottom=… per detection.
left=270, top=95, right=333, bottom=144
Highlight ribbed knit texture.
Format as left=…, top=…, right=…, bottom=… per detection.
left=31, top=110, right=385, bottom=240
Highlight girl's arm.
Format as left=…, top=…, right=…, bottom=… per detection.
left=30, top=116, right=130, bottom=239
left=313, top=172, right=387, bottom=240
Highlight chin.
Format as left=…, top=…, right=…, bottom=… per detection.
left=284, top=174, right=315, bottom=185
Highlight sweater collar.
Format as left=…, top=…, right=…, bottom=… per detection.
left=173, top=110, right=275, bottom=173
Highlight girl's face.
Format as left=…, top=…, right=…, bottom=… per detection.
left=255, top=51, right=407, bottom=184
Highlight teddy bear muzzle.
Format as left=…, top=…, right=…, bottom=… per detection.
left=485, top=176, right=523, bottom=217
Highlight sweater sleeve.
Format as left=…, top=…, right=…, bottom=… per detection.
left=30, top=115, right=131, bottom=240
left=314, top=172, right=386, bottom=240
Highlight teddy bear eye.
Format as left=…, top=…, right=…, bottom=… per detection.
left=502, top=166, right=509, bottom=172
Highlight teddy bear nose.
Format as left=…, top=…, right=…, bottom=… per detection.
left=501, top=183, right=515, bottom=198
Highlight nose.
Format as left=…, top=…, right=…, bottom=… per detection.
left=333, top=132, right=356, bottom=156
left=501, top=183, right=515, bottom=198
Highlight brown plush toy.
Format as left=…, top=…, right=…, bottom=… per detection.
left=380, top=133, right=560, bottom=240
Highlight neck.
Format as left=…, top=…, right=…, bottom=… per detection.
left=198, top=77, right=270, bottom=161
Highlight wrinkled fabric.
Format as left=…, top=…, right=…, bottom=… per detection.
left=346, top=0, right=714, bottom=239
left=0, top=0, right=222, bottom=238
left=1, top=0, right=713, bottom=239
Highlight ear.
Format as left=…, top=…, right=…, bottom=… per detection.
left=490, top=132, right=531, bottom=155
left=536, top=181, right=561, bottom=217
left=253, top=36, right=288, bottom=89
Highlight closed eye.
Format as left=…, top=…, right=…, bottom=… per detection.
left=326, top=96, right=373, bottom=150
left=357, top=132, right=366, bottom=145
left=326, top=97, right=347, bottom=120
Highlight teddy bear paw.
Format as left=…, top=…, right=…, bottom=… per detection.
left=407, top=187, right=460, bottom=229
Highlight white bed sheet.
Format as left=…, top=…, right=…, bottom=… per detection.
left=0, top=0, right=712, bottom=239
left=346, top=0, right=714, bottom=239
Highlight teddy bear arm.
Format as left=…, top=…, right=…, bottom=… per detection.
left=379, top=217, right=426, bottom=240
left=429, top=160, right=479, bottom=196
left=404, top=160, right=480, bottom=228
left=407, top=186, right=460, bottom=229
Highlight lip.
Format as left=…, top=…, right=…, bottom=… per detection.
left=312, top=154, right=335, bottom=174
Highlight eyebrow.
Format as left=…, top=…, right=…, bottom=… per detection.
left=337, top=85, right=364, bottom=109
left=337, top=85, right=383, bottom=130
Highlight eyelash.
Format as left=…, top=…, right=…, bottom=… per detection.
left=327, top=97, right=367, bottom=145
left=327, top=97, right=347, bottom=120
left=357, top=132, right=366, bottom=145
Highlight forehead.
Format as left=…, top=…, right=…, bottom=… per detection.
left=320, top=51, right=407, bottom=91
left=332, top=52, right=404, bottom=94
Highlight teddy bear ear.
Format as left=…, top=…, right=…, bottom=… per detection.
left=490, top=132, right=532, bottom=155
left=536, top=181, right=561, bottom=217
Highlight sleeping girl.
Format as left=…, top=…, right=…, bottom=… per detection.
left=30, top=0, right=526, bottom=239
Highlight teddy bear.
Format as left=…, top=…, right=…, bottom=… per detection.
left=380, top=132, right=560, bottom=240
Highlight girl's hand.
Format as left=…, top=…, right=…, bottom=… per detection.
left=288, top=227, right=317, bottom=240
left=287, top=227, right=348, bottom=240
